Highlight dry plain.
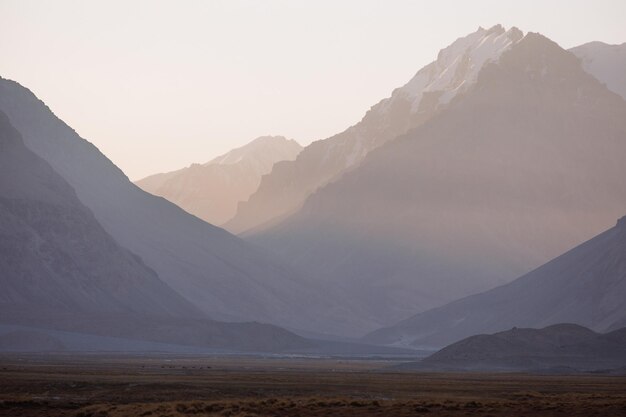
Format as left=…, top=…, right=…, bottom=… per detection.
left=1, top=354, right=626, bottom=416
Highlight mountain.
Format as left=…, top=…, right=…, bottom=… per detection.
left=248, top=31, right=626, bottom=334
left=398, top=324, right=626, bottom=372
left=226, top=25, right=524, bottom=234
left=0, top=109, right=313, bottom=352
left=0, top=77, right=348, bottom=336
left=365, top=216, right=626, bottom=348
left=0, top=109, right=198, bottom=320
left=136, top=136, right=302, bottom=226
left=571, top=41, right=626, bottom=100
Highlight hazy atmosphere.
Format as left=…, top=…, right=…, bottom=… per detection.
left=2, top=2, right=626, bottom=416
left=1, top=0, right=625, bottom=179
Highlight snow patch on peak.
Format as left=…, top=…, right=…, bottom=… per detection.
left=384, top=25, right=524, bottom=114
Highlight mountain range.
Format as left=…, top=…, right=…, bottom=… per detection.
left=1, top=24, right=625, bottom=350
left=244, top=29, right=626, bottom=333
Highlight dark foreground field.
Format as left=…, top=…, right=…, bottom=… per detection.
left=1, top=354, right=626, bottom=416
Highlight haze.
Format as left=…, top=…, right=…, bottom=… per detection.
left=3, top=1, right=626, bottom=413
left=1, top=0, right=625, bottom=179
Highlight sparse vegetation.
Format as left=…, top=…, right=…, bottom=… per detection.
left=1, top=355, right=626, bottom=416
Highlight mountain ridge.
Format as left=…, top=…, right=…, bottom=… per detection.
left=136, top=135, right=302, bottom=226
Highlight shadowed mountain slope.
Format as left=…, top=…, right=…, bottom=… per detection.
left=366, top=216, right=626, bottom=348
left=0, top=110, right=198, bottom=319
left=0, top=77, right=345, bottom=336
left=0, top=109, right=313, bottom=352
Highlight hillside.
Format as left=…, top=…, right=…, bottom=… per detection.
left=366, top=216, right=626, bottom=348
left=398, top=324, right=626, bottom=372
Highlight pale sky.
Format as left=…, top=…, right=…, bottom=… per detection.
left=1, top=0, right=625, bottom=179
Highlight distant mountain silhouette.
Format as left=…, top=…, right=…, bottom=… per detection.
left=366, top=216, right=626, bottom=348
left=136, top=136, right=302, bottom=226
left=397, top=324, right=626, bottom=372
left=571, top=41, right=626, bottom=100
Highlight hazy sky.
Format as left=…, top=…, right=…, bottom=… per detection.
left=1, top=0, right=625, bottom=179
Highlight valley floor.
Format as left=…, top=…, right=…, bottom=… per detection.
left=1, top=354, right=626, bottom=416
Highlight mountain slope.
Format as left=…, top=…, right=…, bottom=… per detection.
left=249, top=32, right=626, bottom=334
left=0, top=110, right=198, bottom=320
left=0, top=77, right=345, bottom=336
left=226, top=25, right=524, bottom=234
left=400, top=324, right=626, bottom=372
left=571, top=41, right=626, bottom=100
left=136, top=136, right=302, bottom=226
left=366, top=216, right=626, bottom=348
